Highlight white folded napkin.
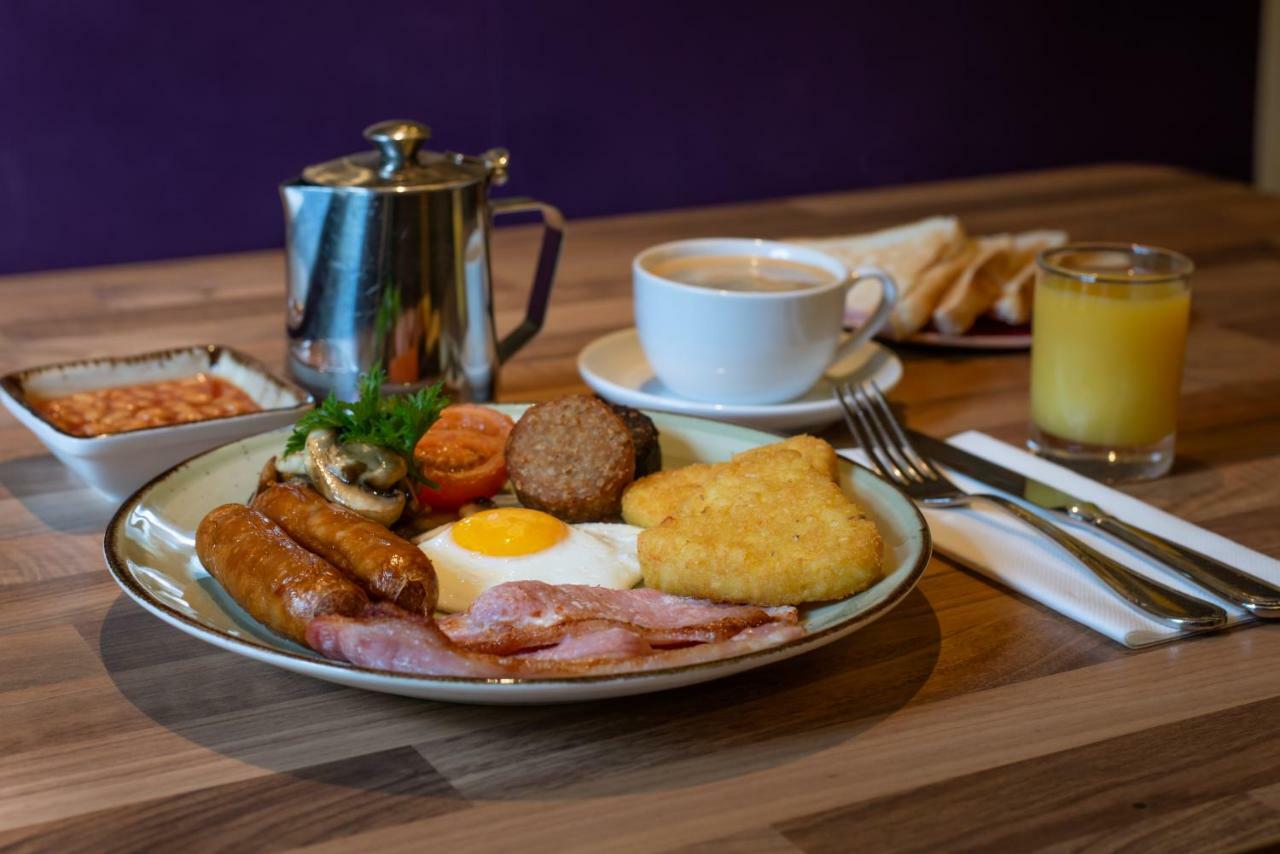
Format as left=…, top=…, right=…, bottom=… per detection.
left=840, top=431, right=1280, bottom=647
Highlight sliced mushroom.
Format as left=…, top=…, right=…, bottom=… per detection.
left=333, top=441, right=407, bottom=490
left=304, top=428, right=406, bottom=526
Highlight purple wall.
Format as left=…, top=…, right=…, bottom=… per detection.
left=0, top=1, right=1260, bottom=273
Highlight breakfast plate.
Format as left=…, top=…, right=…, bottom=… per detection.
left=104, top=406, right=930, bottom=704
left=577, top=329, right=904, bottom=432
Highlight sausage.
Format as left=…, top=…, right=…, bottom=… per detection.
left=604, top=401, right=662, bottom=478
left=505, top=395, right=635, bottom=522
left=251, top=482, right=438, bottom=615
left=195, top=504, right=369, bottom=645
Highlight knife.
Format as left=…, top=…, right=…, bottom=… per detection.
left=907, top=429, right=1280, bottom=618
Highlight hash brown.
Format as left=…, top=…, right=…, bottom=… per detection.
left=636, top=445, right=883, bottom=606
left=620, top=434, right=837, bottom=528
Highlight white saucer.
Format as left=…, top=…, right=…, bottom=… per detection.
left=577, top=328, right=904, bottom=432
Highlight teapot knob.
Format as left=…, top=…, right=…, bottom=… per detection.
left=363, top=120, right=431, bottom=178
left=481, top=148, right=510, bottom=186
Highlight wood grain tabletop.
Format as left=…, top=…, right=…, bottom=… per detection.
left=2, top=164, right=1279, bottom=853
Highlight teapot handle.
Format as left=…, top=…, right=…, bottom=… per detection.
left=491, top=197, right=565, bottom=363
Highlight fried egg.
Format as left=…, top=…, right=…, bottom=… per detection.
left=417, top=507, right=642, bottom=612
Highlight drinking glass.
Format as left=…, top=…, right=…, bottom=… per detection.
left=1028, top=243, right=1193, bottom=481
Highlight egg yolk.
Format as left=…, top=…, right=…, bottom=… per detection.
left=450, top=508, right=568, bottom=557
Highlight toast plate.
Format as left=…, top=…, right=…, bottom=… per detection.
left=104, top=406, right=931, bottom=705
left=845, top=300, right=1031, bottom=350
left=897, top=327, right=1031, bottom=350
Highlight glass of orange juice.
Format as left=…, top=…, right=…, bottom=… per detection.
left=1029, top=244, right=1192, bottom=481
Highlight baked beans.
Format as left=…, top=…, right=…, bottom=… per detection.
left=32, top=374, right=260, bottom=437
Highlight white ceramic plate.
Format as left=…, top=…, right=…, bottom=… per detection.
left=577, top=329, right=904, bottom=432
left=103, top=406, right=930, bottom=705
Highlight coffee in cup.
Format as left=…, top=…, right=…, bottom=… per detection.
left=633, top=238, right=898, bottom=405
left=646, top=255, right=839, bottom=293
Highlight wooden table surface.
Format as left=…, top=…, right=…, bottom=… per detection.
left=2, top=164, right=1279, bottom=853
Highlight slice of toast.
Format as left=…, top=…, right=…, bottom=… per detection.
left=893, top=239, right=977, bottom=337
left=988, top=230, right=1069, bottom=325
left=791, top=217, right=964, bottom=337
left=932, top=235, right=1014, bottom=336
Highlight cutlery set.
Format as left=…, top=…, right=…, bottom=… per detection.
left=835, top=381, right=1280, bottom=631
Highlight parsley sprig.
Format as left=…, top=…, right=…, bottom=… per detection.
left=284, top=368, right=448, bottom=482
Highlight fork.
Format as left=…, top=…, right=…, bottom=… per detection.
left=834, top=381, right=1228, bottom=633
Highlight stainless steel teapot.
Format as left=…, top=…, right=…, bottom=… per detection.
left=280, top=119, right=563, bottom=402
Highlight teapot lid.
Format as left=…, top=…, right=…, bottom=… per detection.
left=301, top=120, right=509, bottom=190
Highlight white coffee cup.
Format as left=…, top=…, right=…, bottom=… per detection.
left=633, top=238, right=898, bottom=404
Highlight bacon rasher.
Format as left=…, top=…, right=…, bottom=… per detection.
left=305, top=584, right=805, bottom=679
left=438, top=581, right=798, bottom=655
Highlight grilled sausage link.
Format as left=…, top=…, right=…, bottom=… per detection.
left=252, top=482, right=438, bottom=615
left=195, top=504, right=369, bottom=645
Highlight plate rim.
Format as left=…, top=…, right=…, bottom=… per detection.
left=102, top=406, right=931, bottom=688
left=576, top=328, right=903, bottom=416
